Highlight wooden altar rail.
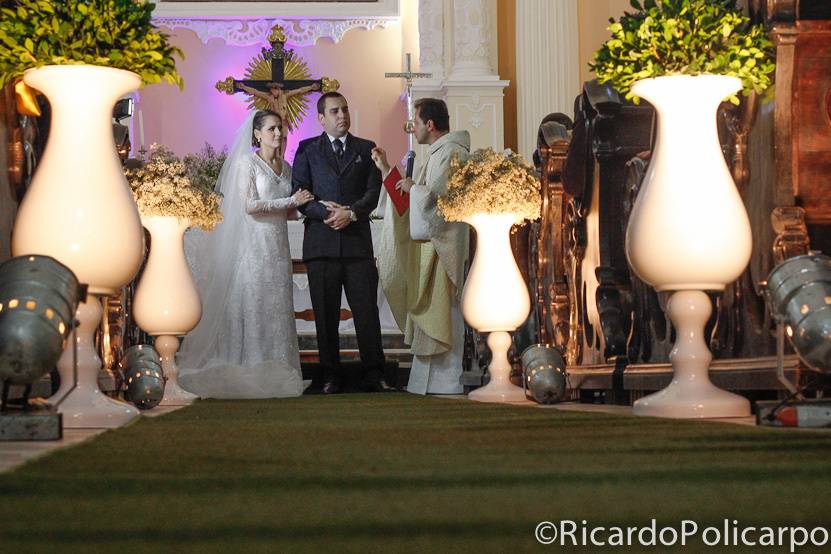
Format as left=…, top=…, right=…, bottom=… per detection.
left=567, top=356, right=829, bottom=395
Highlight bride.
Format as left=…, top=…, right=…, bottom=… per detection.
left=178, top=110, right=313, bottom=398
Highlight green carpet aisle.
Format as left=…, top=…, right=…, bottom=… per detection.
left=1, top=395, right=830, bottom=552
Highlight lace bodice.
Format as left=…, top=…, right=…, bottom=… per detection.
left=244, top=153, right=297, bottom=215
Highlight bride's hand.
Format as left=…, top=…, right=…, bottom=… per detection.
left=292, top=189, right=314, bottom=206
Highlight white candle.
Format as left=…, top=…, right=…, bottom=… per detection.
left=138, top=109, right=145, bottom=149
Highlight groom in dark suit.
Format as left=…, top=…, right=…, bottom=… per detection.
left=291, top=92, right=390, bottom=394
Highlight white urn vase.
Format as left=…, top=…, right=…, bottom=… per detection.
left=13, top=65, right=145, bottom=428
left=462, top=213, right=529, bottom=403
left=133, top=216, right=202, bottom=405
left=625, top=74, right=752, bottom=419
left=13, top=65, right=144, bottom=295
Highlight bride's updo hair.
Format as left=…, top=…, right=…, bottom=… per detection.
left=252, top=109, right=281, bottom=147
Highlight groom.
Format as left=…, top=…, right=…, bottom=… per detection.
left=291, top=91, right=391, bottom=394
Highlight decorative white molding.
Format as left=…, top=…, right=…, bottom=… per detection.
left=452, top=101, right=499, bottom=150
left=417, top=0, right=445, bottom=83
left=154, top=18, right=393, bottom=46
left=153, top=0, right=399, bottom=19
left=442, top=78, right=507, bottom=89
left=515, top=0, right=580, bottom=160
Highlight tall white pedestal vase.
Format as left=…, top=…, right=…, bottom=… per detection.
left=133, top=216, right=202, bottom=405
left=463, top=214, right=529, bottom=402
left=13, top=65, right=144, bottom=427
left=625, top=75, right=752, bottom=418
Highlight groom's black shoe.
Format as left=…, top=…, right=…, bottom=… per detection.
left=322, top=379, right=341, bottom=395
left=362, top=378, right=395, bottom=393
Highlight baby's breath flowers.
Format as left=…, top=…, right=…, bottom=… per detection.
left=438, top=148, right=541, bottom=224
left=126, top=144, right=223, bottom=231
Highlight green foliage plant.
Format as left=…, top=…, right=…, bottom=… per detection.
left=0, top=0, right=183, bottom=88
left=589, top=0, right=775, bottom=104
left=183, top=143, right=228, bottom=195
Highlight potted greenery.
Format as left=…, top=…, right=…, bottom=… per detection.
left=6, top=0, right=185, bottom=293
left=589, top=0, right=774, bottom=104
left=0, top=0, right=183, bottom=88
left=590, top=0, right=775, bottom=419
left=438, top=148, right=540, bottom=402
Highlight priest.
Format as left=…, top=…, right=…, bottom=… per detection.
left=372, top=98, right=470, bottom=394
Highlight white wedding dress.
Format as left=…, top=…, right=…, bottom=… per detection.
left=178, top=119, right=304, bottom=399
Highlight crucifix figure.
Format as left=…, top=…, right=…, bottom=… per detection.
left=216, top=24, right=338, bottom=157
left=385, top=53, right=432, bottom=177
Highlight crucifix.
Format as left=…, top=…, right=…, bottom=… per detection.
left=385, top=53, right=432, bottom=177
left=215, top=25, right=338, bottom=138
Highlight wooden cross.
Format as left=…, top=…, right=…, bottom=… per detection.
left=385, top=53, right=432, bottom=176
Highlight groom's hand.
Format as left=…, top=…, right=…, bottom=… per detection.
left=324, top=206, right=352, bottom=230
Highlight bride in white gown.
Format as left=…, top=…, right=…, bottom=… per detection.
left=178, top=110, right=314, bottom=398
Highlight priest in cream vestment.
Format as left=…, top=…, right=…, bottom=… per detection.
left=373, top=98, right=470, bottom=394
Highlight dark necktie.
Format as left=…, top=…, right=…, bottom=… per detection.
left=333, top=138, right=344, bottom=158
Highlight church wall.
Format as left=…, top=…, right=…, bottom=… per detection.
left=577, top=0, right=633, bottom=86
left=137, top=22, right=410, bottom=164
left=496, top=0, right=518, bottom=153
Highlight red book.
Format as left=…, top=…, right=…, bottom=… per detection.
left=383, top=166, right=409, bottom=216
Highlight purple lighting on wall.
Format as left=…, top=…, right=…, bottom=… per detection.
left=141, top=20, right=405, bottom=173
left=167, top=33, right=330, bottom=165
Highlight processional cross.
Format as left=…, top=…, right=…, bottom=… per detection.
left=385, top=53, right=432, bottom=177
left=216, top=25, right=338, bottom=132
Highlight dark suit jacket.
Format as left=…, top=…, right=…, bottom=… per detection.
left=291, top=132, right=382, bottom=261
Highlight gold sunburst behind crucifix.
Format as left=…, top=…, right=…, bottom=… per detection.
left=215, top=24, right=339, bottom=132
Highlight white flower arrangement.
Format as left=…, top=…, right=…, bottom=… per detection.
left=438, top=148, right=541, bottom=224
left=126, top=144, right=223, bottom=231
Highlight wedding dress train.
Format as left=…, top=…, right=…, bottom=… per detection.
left=178, top=113, right=304, bottom=399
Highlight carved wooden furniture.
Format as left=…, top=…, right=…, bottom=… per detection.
left=563, top=82, right=654, bottom=368
left=753, top=0, right=831, bottom=262
left=529, top=1, right=831, bottom=403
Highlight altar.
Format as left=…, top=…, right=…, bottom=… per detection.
left=287, top=219, right=400, bottom=335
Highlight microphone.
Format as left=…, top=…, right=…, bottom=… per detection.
left=405, top=150, right=415, bottom=179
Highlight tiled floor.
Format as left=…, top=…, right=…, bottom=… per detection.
left=0, top=405, right=184, bottom=474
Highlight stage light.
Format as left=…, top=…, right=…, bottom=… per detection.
left=520, top=344, right=567, bottom=404
left=0, top=255, right=84, bottom=395
left=119, top=345, right=165, bottom=410
left=766, top=253, right=831, bottom=372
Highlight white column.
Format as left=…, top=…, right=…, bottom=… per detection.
left=417, top=0, right=445, bottom=86
left=441, top=0, right=508, bottom=152
left=448, top=0, right=493, bottom=79
left=516, top=0, right=580, bottom=160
